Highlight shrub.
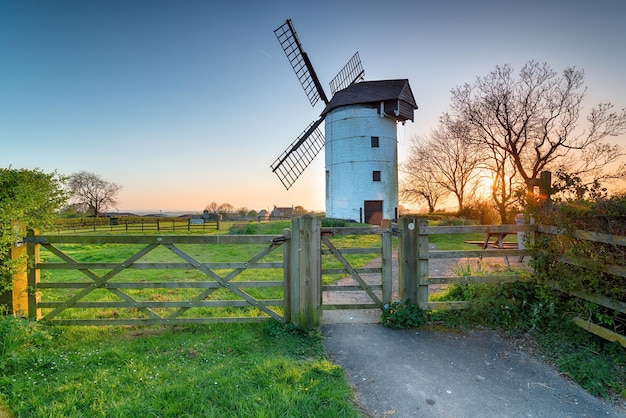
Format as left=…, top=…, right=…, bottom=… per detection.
left=321, top=218, right=354, bottom=227
left=457, top=199, right=502, bottom=224
left=436, top=216, right=475, bottom=226
left=381, top=300, right=426, bottom=329
left=228, top=223, right=258, bottom=235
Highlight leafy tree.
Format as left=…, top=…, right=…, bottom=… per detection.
left=66, top=171, right=121, bottom=217
left=293, top=206, right=307, bottom=215
left=0, top=167, right=67, bottom=292
left=450, top=61, right=626, bottom=197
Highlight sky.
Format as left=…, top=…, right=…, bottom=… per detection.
left=2, top=0, right=625, bottom=213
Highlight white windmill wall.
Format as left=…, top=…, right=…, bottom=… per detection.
left=324, top=104, right=398, bottom=222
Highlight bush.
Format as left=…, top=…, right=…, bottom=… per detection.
left=381, top=300, right=426, bottom=329
left=321, top=218, right=354, bottom=227
left=436, top=216, right=475, bottom=226
left=536, top=194, right=626, bottom=235
left=228, top=223, right=258, bottom=235
left=457, top=199, right=502, bottom=224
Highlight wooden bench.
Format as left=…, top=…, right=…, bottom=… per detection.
left=465, top=232, right=520, bottom=268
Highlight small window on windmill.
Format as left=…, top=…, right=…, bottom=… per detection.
left=371, top=136, right=379, bottom=148
left=373, top=171, right=381, bottom=182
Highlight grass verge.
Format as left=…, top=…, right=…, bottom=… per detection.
left=0, top=317, right=360, bottom=417
left=429, top=279, right=626, bottom=403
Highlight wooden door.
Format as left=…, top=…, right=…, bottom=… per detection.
left=364, top=200, right=383, bottom=225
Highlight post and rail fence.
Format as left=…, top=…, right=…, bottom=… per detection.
left=3, top=216, right=625, bottom=346
left=54, top=216, right=220, bottom=233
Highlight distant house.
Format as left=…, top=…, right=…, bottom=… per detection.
left=202, top=210, right=218, bottom=221
left=257, top=210, right=270, bottom=221
left=270, top=206, right=293, bottom=220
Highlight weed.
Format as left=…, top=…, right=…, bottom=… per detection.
left=381, top=300, right=426, bottom=329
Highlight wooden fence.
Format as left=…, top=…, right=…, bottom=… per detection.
left=8, top=216, right=391, bottom=329
left=54, top=216, right=220, bottom=233
left=398, top=217, right=625, bottom=347
left=398, top=217, right=536, bottom=310
left=3, top=216, right=625, bottom=344
left=535, top=224, right=626, bottom=347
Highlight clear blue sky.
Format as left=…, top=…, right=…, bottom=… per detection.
left=2, top=0, right=625, bottom=213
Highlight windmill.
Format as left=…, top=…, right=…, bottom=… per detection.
left=271, top=19, right=417, bottom=224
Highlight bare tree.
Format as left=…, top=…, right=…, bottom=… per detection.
left=402, top=117, right=484, bottom=213
left=486, top=144, right=523, bottom=222
left=217, top=203, right=234, bottom=214
left=450, top=61, right=626, bottom=195
left=67, top=171, right=121, bottom=217
left=401, top=144, right=450, bottom=213
left=205, top=202, right=218, bottom=213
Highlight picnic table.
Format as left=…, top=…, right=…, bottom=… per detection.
left=465, top=232, right=520, bottom=269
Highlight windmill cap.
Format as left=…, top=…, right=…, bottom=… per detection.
left=321, top=79, right=418, bottom=122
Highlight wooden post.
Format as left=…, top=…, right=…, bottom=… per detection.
left=416, top=218, right=429, bottom=308
left=288, top=215, right=321, bottom=329
left=282, top=228, right=292, bottom=324
left=381, top=219, right=392, bottom=304
left=0, top=222, right=28, bottom=316
left=398, top=217, right=429, bottom=307
left=26, top=229, right=41, bottom=320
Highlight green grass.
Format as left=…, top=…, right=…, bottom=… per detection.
left=429, top=232, right=518, bottom=251
left=0, top=317, right=360, bottom=417
left=2, top=221, right=385, bottom=416
left=36, top=220, right=384, bottom=322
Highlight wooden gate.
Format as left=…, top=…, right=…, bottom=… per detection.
left=23, top=231, right=287, bottom=326
left=320, top=224, right=393, bottom=319
left=15, top=217, right=394, bottom=328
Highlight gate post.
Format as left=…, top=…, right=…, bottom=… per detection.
left=26, top=229, right=41, bottom=320
left=288, top=215, right=321, bottom=329
left=282, top=227, right=292, bottom=324
left=0, top=222, right=28, bottom=316
left=398, top=217, right=428, bottom=307
left=381, top=219, right=393, bottom=304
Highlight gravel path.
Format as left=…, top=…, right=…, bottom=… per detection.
left=321, top=245, right=528, bottom=324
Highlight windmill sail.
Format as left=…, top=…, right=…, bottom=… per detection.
left=274, top=19, right=329, bottom=107
left=329, top=52, right=365, bottom=95
left=270, top=118, right=325, bottom=190
left=271, top=20, right=365, bottom=190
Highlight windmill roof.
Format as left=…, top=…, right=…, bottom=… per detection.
left=321, top=79, right=418, bottom=118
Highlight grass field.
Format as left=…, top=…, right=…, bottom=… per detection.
left=36, top=220, right=383, bottom=323
left=0, top=319, right=360, bottom=417
left=0, top=220, right=383, bottom=416
left=7, top=219, right=621, bottom=414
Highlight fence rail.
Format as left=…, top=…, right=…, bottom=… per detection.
left=398, top=218, right=536, bottom=311
left=4, top=216, right=624, bottom=345
left=54, top=217, right=220, bottom=233
left=23, top=230, right=287, bottom=326
left=536, top=224, right=626, bottom=347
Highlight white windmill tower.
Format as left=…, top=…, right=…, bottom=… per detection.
left=271, top=20, right=417, bottom=225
